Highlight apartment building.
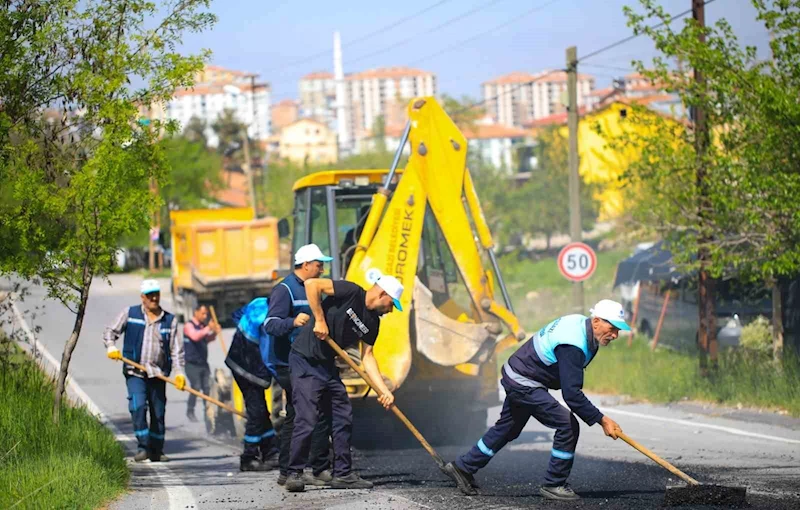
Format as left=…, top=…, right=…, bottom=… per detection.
left=482, top=70, right=594, bottom=128
left=166, top=64, right=271, bottom=148
left=299, top=71, right=336, bottom=128
left=338, top=66, right=436, bottom=153
left=271, top=99, right=299, bottom=133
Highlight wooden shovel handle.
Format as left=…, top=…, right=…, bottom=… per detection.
left=208, top=305, right=227, bottom=354
left=119, top=356, right=246, bottom=418
left=618, top=431, right=699, bottom=485
left=323, top=335, right=445, bottom=469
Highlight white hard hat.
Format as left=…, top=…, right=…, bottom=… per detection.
left=590, top=299, right=631, bottom=331
left=375, top=274, right=404, bottom=311
left=140, top=279, right=161, bottom=295
left=294, top=244, right=333, bottom=265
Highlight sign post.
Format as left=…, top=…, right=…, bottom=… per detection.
left=557, top=242, right=597, bottom=289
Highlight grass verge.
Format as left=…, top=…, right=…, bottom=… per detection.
left=0, top=352, right=128, bottom=510
left=498, top=247, right=631, bottom=331
left=584, top=337, right=800, bottom=416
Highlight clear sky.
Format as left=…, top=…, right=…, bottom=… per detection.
left=178, top=0, right=771, bottom=102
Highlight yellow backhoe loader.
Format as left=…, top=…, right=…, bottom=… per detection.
left=284, top=97, right=527, bottom=444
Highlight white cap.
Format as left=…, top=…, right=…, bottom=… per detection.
left=294, top=244, right=333, bottom=265
left=140, top=279, right=161, bottom=295
left=375, top=274, right=404, bottom=311
left=590, top=299, right=631, bottom=331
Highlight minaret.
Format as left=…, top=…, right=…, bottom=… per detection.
left=334, top=31, right=349, bottom=155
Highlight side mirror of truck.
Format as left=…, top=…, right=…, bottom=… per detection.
left=278, top=218, right=290, bottom=238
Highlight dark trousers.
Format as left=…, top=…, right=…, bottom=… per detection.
left=185, top=362, right=210, bottom=413
left=274, top=365, right=332, bottom=476
left=455, top=385, right=580, bottom=487
left=232, top=372, right=276, bottom=462
left=125, top=375, right=167, bottom=453
left=288, top=352, right=352, bottom=477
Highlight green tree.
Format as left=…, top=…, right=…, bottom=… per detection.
left=160, top=135, right=223, bottom=210
left=184, top=115, right=208, bottom=144
left=614, top=0, right=800, bottom=364
left=371, top=114, right=387, bottom=153
left=212, top=107, right=262, bottom=160
left=0, top=0, right=215, bottom=420
left=441, top=94, right=485, bottom=132
left=469, top=127, right=599, bottom=251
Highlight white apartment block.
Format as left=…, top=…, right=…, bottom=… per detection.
left=339, top=66, right=436, bottom=153
left=482, top=70, right=594, bottom=128
left=166, top=65, right=271, bottom=148
left=299, top=71, right=337, bottom=129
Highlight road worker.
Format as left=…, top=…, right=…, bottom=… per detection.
left=263, top=244, right=334, bottom=487
left=226, top=298, right=279, bottom=472
left=445, top=299, right=627, bottom=501
left=284, top=272, right=403, bottom=492
left=183, top=304, right=220, bottom=422
left=104, top=279, right=186, bottom=462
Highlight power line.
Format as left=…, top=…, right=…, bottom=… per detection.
left=578, top=0, right=716, bottom=63
left=262, top=0, right=454, bottom=75
left=345, top=0, right=511, bottom=68
left=410, top=0, right=561, bottom=66
left=582, top=63, right=636, bottom=73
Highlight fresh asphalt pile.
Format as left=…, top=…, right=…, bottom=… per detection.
left=347, top=444, right=799, bottom=510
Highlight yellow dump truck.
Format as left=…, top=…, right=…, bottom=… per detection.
left=169, top=207, right=289, bottom=322
left=282, top=97, right=526, bottom=444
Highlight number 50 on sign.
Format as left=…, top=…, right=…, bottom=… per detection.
left=557, top=242, right=597, bottom=282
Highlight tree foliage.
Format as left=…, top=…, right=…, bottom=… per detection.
left=470, top=126, right=599, bottom=250
left=159, top=135, right=223, bottom=211
left=616, top=0, right=800, bottom=281
left=0, top=0, right=216, bottom=420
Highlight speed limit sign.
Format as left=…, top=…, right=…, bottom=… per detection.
left=557, top=242, right=597, bottom=282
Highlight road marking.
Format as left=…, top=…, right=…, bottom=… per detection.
left=599, top=406, right=800, bottom=445
left=498, top=387, right=800, bottom=445
left=10, top=295, right=197, bottom=510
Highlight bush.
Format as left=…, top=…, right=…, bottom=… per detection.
left=739, top=315, right=772, bottom=352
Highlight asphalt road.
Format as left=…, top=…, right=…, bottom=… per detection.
left=4, top=273, right=800, bottom=510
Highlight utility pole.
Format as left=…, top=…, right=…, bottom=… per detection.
left=692, top=0, right=716, bottom=373
left=566, top=45, right=584, bottom=313
left=249, top=74, right=261, bottom=217
left=241, top=126, right=257, bottom=217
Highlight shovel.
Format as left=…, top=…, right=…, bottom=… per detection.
left=619, top=432, right=747, bottom=506
left=118, top=356, right=246, bottom=418
left=323, top=335, right=474, bottom=491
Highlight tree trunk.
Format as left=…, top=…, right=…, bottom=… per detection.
left=697, top=264, right=717, bottom=376
left=772, top=281, right=784, bottom=363
left=53, top=273, right=92, bottom=422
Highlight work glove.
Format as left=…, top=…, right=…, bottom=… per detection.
left=107, top=346, right=122, bottom=360
left=174, top=374, right=187, bottom=391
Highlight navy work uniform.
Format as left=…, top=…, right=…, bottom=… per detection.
left=225, top=298, right=278, bottom=470
left=104, top=304, right=182, bottom=459
left=456, top=314, right=604, bottom=487
left=287, top=281, right=380, bottom=479
left=264, top=273, right=332, bottom=481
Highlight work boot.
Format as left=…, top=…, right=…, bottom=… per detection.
left=240, top=458, right=273, bottom=472
left=330, top=472, right=373, bottom=490
left=150, top=452, right=170, bottom=462
left=277, top=472, right=287, bottom=486
left=303, top=469, right=333, bottom=487
left=540, top=483, right=581, bottom=501
left=133, top=450, right=149, bottom=462
left=285, top=473, right=305, bottom=492
left=443, top=462, right=477, bottom=495
left=186, top=409, right=197, bottom=422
